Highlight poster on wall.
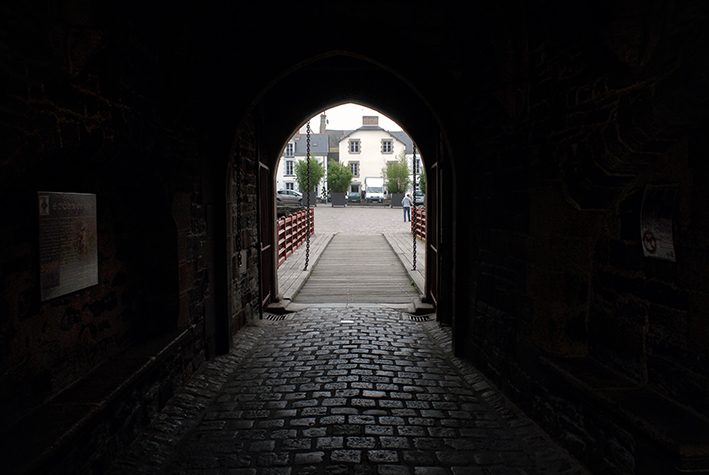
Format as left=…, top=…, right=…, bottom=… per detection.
left=38, top=192, right=98, bottom=301
left=640, top=184, right=677, bottom=262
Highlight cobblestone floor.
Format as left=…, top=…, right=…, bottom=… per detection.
left=107, top=306, right=590, bottom=475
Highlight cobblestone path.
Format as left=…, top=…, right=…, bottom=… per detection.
left=108, top=307, right=589, bottom=475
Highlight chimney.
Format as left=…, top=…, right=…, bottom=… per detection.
left=320, top=114, right=327, bottom=133
left=363, top=116, right=379, bottom=126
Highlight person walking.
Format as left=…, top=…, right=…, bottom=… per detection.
left=402, top=193, right=413, bottom=222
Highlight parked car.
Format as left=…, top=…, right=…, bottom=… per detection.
left=347, top=191, right=361, bottom=203
left=276, top=189, right=303, bottom=206
left=414, top=191, right=425, bottom=206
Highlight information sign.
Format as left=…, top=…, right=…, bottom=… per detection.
left=640, top=185, right=677, bottom=262
left=38, top=192, right=98, bottom=301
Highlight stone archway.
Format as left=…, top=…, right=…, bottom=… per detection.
left=230, top=52, right=456, bottom=326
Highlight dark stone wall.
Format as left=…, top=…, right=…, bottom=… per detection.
left=459, top=1, right=709, bottom=472
left=0, top=0, right=261, bottom=444
left=229, top=117, right=262, bottom=334
left=591, top=135, right=707, bottom=408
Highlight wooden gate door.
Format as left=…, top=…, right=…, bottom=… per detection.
left=425, top=161, right=439, bottom=307
left=436, top=139, right=454, bottom=329
left=258, top=161, right=275, bottom=311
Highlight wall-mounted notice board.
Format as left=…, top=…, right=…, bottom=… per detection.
left=640, top=184, right=677, bottom=262
left=38, top=192, right=98, bottom=301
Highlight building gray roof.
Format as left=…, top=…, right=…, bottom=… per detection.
left=390, top=131, right=415, bottom=153
left=287, top=129, right=415, bottom=156
left=327, top=130, right=349, bottom=149
left=291, top=133, right=329, bottom=156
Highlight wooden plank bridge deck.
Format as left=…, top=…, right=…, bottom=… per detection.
left=275, top=233, right=424, bottom=308
left=294, top=234, right=420, bottom=304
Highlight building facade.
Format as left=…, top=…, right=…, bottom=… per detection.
left=275, top=132, right=328, bottom=196
left=277, top=115, right=422, bottom=200
left=338, top=116, right=422, bottom=197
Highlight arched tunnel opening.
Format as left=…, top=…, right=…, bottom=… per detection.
left=219, top=52, right=456, bottom=353
left=267, top=105, right=432, bottom=311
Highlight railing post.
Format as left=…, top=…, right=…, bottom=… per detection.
left=277, top=216, right=286, bottom=268
left=286, top=214, right=293, bottom=258
left=298, top=209, right=304, bottom=245
left=410, top=208, right=426, bottom=242
left=276, top=208, right=316, bottom=268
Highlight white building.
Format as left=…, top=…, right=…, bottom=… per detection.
left=276, top=114, right=423, bottom=199
left=339, top=116, right=423, bottom=197
left=275, top=131, right=329, bottom=195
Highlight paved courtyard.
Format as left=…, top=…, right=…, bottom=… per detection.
left=311, top=205, right=415, bottom=235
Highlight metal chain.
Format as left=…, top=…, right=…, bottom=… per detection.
left=412, top=143, right=417, bottom=271
left=304, top=121, right=311, bottom=271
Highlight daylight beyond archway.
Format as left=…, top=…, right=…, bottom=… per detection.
left=274, top=104, right=427, bottom=306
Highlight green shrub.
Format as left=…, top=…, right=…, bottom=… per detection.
left=382, top=151, right=411, bottom=194
left=327, top=160, right=353, bottom=192
left=295, top=158, right=325, bottom=193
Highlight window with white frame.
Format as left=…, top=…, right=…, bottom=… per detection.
left=285, top=143, right=294, bottom=157
left=349, top=161, right=359, bottom=177
left=284, top=160, right=294, bottom=176
left=285, top=182, right=294, bottom=190
left=349, top=140, right=360, bottom=154
left=381, top=140, right=393, bottom=153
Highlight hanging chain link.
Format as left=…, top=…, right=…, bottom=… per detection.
left=304, top=121, right=311, bottom=271
left=412, top=143, right=417, bottom=271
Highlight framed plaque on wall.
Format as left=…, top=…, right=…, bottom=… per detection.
left=38, top=192, right=98, bottom=301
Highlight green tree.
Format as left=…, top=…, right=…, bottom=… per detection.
left=418, top=171, right=426, bottom=193
left=295, top=158, right=325, bottom=193
left=327, top=160, right=353, bottom=192
left=382, top=151, right=411, bottom=194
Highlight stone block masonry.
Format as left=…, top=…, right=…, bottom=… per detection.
left=0, top=11, right=260, bottom=471
left=107, top=306, right=590, bottom=475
